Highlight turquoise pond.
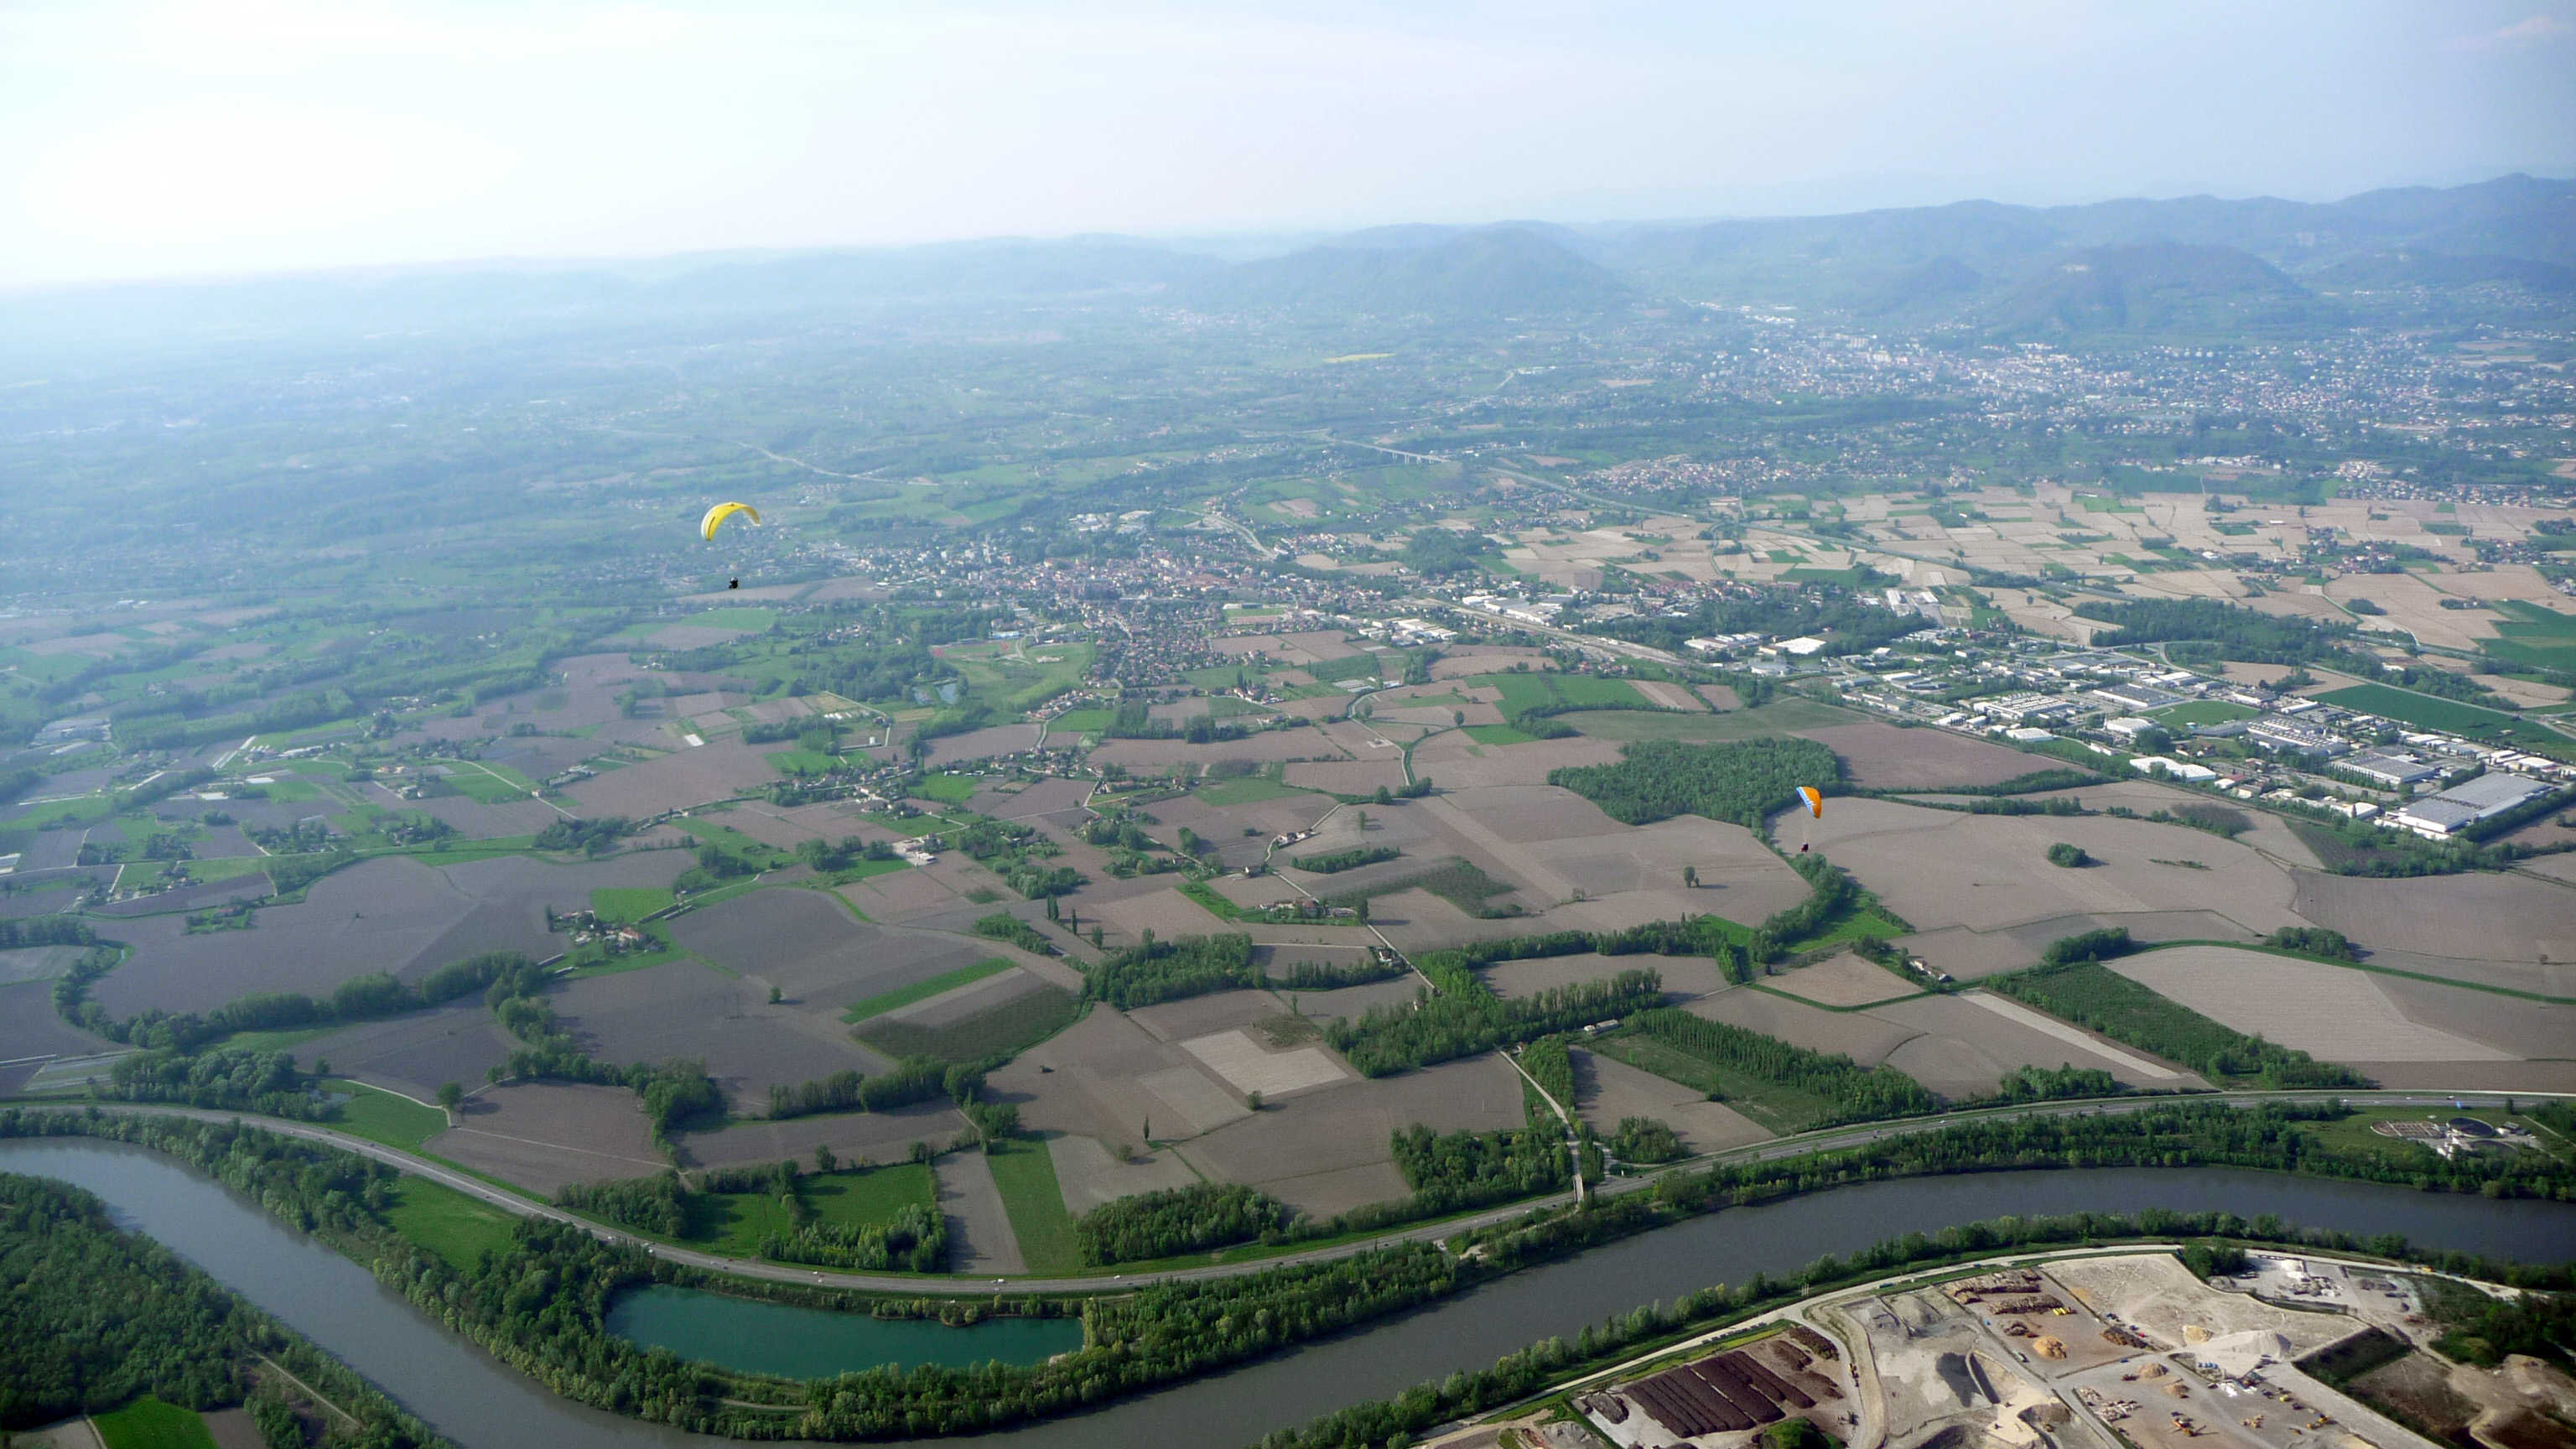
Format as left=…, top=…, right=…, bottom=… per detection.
left=605, top=1285, right=1085, bottom=1379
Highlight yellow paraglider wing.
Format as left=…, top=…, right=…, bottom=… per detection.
left=1799, top=786, right=1825, bottom=818
left=700, top=501, right=761, bottom=542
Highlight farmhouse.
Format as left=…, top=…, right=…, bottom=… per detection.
left=2391, top=773, right=2552, bottom=839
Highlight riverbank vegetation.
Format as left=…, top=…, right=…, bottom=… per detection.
left=4, top=1097, right=2570, bottom=1443
left=0, top=1171, right=444, bottom=1446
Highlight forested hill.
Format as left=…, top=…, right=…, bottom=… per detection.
left=9, top=175, right=2565, bottom=349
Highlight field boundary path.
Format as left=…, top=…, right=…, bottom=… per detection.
left=10, top=1088, right=2563, bottom=1294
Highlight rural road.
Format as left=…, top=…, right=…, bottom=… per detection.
left=12, top=1088, right=2554, bottom=1295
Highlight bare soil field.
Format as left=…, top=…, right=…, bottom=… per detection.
left=1688, top=988, right=1921, bottom=1064
left=1171, top=1054, right=1524, bottom=1218
left=1898, top=910, right=2262, bottom=982
left=1483, top=952, right=1735, bottom=1005
left=0, top=980, right=120, bottom=1095
left=1866, top=992, right=2197, bottom=1097
left=2290, top=870, right=2576, bottom=969
left=1514, top=812, right=1811, bottom=920
left=1407, top=734, right=1624, bottom=789
left=430, top=1082, right=666, bottom=1194
left=299, top=1001, right=514, bottom=1101
left=1771, top=952, right=1919, bottom=1007
left=1090, top=731, right=1348, bottom=771
left=985, top=1005, right=1220, bottom=1151
left=836, top=867, right=973, bottom=924
left=923, top=724, right=1045, bottom=767
left=1808, top=797, right=2307, bottom=938
left=1629, top=680, right=1707, bottom=712
left=1182, top=1030, right=1348, bottom=1098
left=90, top=856, right=562, bottom=1015
left=1046, top=1133, right=1200, bottom=1215
left=566, top=739, right=781, bottom=816
left=1151, top=792, right=1338, bottom=870
left=1122, top=987, right=1292, bottom=1045
left=1285, top=759, right=1410, bottom=796
left=1427, top=647, right=1552, bottom=679
left=2113, top=947, right=2535, bottom=1063
left=678, top=1098, right=969, bottom=1174
left=1802, top=722, right=2065, bottom=791
left=1570, top=1047, right=1771, bottom=1156
left=1283, top=975, right=1424, bottom=1023
left=1094, top=886, right=1237, bottom=945
left=554, top=958, right=890, bottom=1109
left=670, top=889, right=1005, bottom=1010
left=2009, top=778, right=2326, bottom=869
left=975, top=776, right=1097, bottom=821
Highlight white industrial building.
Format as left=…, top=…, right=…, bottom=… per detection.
left=2392, top=773, right=2552, bottom=839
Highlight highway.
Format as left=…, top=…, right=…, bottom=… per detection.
left=11, top=1088, right=2552, bottom=1295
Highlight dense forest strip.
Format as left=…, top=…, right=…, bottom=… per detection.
left=1549, top=737, right=1842, bottom=828
left=0, top=1171, right=447, bottom=1446
left=3, top=1099, right=2573, bottom=1442
left=1621, top=1008, right=1940, bottom=1123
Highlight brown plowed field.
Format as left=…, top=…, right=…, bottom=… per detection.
left=1807, top=797, right=2307, bottom=937
left=567, top=739, right=782, bottom=816
left=430, top=1082, right=666, bottom=1193
left=1801, top=722, right=2066, bottom=790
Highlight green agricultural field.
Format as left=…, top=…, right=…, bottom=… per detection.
left=855, top=985, right=1082, bottom=1062
left=591, top=886, right=677, bottom=922
left=321, top=1080, right=449, bottom=1152
left=2153, top=699, right=2260, bottom=728
left=1193, top=775, right=1310, bottom=806
left=1047, top=708, right=1115, bottom=733
left=1783, top=566, right=1874, bottom=586
left=683, top=1162, right=936, bottom=1258
left=910, top=773, right=981, bottom=804
left=91, top=1396, right=216, bottom=1449
left=1462, top=672, right=1647, bottom=719
left=986, top=1137, right=1083, bottom=1275
left=1304, top=652, right=1386, bottom=685
left=945, top=640, right=1096, bottom=714
left=672, top=817, right=791, bottom=864
left=1561, top=698, right=1857, bottom=743
left=383, top=1177, right=520, bottom=1269
left=765, top=746, right=841, bottom=776
left=2314, top=683, right=2562, bottom=749
left=841, top=957, right=1016, bottom=1023
left=681, top=606, right=778, bottom=632
left=2483, top=600, right=2576, bottom=670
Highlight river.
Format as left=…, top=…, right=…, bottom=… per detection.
left=6, top=1140, right=2570, bottom=1449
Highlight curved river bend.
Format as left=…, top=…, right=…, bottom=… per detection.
left=6, top=1140, right=2570, bottom=1449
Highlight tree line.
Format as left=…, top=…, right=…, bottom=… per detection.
left=1289, top=845, right=1399, bottom=873
left=1324, top=969, right=1664, bottom=1078
left=1991, top=956, right=2371, bottom=1088
left=1624, top=1008, right=1940, bottom=1123
left=1085, top=932, right=1259, bottom=1010
left=1073, top=1182, right=1293, bottom=1265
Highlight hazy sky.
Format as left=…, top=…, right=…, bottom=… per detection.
left=4, top=0, right=2573, bottom=288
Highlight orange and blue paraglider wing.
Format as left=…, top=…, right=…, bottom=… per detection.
left=1798, top=786, right=1825, bottom=818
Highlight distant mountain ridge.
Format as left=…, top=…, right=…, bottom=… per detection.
left=8, top=174, right=2568, bottom=345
